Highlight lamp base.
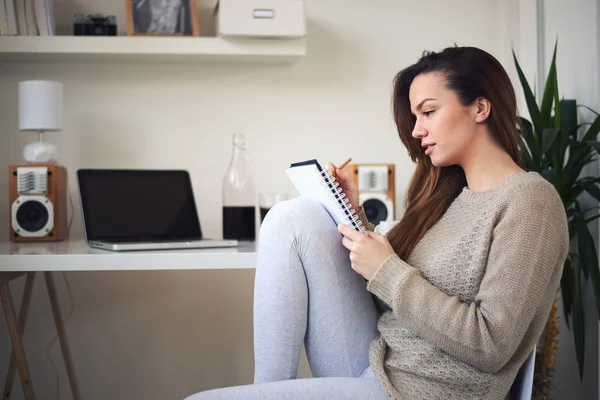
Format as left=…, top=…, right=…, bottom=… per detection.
left=24, top=141, right=58, bottom=164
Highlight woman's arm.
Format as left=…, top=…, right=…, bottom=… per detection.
left=366, top=183, right=569, bottom=373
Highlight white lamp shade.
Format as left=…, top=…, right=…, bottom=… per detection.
left=19, top=80, right=63, bottom=131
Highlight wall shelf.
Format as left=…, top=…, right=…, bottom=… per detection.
left=0, top=35, right=306, bottom=63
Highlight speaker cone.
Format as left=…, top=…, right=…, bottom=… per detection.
left=363, top=198, right=388, bottom=225
left=16, top=200, right=49, bottom=233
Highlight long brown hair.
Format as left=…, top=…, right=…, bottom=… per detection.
left=387, top=46, right=521, bottom=260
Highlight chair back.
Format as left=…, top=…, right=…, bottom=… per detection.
left=510, top=345, right=536, bottom=400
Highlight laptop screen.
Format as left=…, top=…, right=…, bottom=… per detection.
left=77, top=169, right=203, bottom=242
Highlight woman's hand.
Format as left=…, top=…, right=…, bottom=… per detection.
left=324, top=162, right=360, bottom=211
left=338, top=224, right=395, bottom=280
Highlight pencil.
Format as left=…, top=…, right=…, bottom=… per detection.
left=338, top=157, right=352, bottom=170
left=331, top=157, right=352, bottom=177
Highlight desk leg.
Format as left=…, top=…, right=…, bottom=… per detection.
left=0, top=280, right=36, bottom=400
left=3, top=272, right=35, bottom=400
left=44, top=272, right=82, bottom=400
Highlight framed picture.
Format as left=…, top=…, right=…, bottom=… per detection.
left=126, top=0, right=200, bottom=36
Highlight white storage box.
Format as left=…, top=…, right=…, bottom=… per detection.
left=214, top=0, right=306, bottom=39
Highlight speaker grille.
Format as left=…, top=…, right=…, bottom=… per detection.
left=17, top=167, right=48, bottom=194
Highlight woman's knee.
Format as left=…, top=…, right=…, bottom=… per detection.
left=183, top=384, right=254, bottom=400
left=183, top=390, right=226, bottom=400
left=183, top=392, right=207, bottom=400
left=260, top=197, right=336, bottom=236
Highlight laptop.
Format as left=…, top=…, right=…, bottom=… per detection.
left=77, top=169, right=238, bottom=251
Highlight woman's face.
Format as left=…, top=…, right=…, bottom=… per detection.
left=409, top=72, right=484, bottom=167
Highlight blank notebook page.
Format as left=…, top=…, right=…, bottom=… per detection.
left=285, top=159, right=365, bottom=232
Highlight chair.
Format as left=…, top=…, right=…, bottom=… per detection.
left=509, top=345, right=536, bottom=400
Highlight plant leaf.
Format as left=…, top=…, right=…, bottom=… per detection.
left=586, top=214, right=600, bottom=224
left=565, top=150, right=596, bottom=191
left=555, top=100, right=577, bottom=172
left=587, top=140, right=600, bottom=155
left=572, top=263, right=585, bottom=380
left=513, top=50, right=543, bottom=137
left=561, top=100, right=578, bottom=139
left=560, top=255, right=573, bottom=328
left=541, top=167, right=557, bottom=184
left=542, top=128, right=560, bottom=154
left=577, top=176, right=600, bottom=186
left=517, top=135, right=533, bottom=168
left=582, top=113, right=600, bottom=142
left=541, top=41, right=558, bottom=127
left=576, top=214, right=592, bottom=280
left=577, top=217, right=600, bottom=320
left=578, top=104, right=600, bottom=117
left=518, top=117, right=540, bottom=169
left=560, top=99, right=580, bottom=140
left=553, top=48, right=561, bottom=131
left=565, top=191, right=584, bottom=209
left=567, top=202, right=582, bottom=237
left=583, top=182, right=600, bottom=203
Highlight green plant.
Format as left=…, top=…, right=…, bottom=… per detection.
left=513, top=42, right=600, bottom=390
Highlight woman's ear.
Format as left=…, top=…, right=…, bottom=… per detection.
left=474, top=97, right=491, bottom=123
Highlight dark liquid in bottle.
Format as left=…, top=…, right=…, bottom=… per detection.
left=223, top=206, right=256, bottom=240
left=260, top=207, right=271, bottom=222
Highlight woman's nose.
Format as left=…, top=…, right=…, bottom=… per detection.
left=412, top=121, right=427, bottom=139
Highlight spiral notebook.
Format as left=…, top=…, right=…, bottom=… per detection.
left=285, top=159, right=366, bottom=232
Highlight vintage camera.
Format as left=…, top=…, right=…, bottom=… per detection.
left=73, top=14, right=117, bottom=36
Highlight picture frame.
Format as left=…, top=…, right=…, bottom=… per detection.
left=126, top=0, right=200, bottom=37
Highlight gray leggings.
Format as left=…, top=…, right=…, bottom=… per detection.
left=184, top=198, right=387, bottom=399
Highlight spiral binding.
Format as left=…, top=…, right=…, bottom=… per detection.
left=318, top=169, right=366, bottom=233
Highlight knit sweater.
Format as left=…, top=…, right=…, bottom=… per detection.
left=357, top=171, right=569, bottom=400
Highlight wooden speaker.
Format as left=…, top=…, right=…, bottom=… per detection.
left=9, top=164, right=68, bottom=242
left=348, top=163, right=396, bottom=224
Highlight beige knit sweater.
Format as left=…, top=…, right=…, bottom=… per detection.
left=357, top=171, right=569, bottom=400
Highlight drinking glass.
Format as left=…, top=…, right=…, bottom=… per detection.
left=259, top=193, right=288, bottom=223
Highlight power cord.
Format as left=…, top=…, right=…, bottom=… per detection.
left=45, top=187, right=77, bottom=400
left=67, top=184, right=75, bottom=234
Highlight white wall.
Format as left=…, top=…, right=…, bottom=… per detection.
left=0, top=61, right=9, bottom=240
left=0, top=0, right=544, bottom=399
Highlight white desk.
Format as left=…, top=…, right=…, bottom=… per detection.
left=0, top=239, right=258, bottom=271
left=0, top=239, right=258, bottom=400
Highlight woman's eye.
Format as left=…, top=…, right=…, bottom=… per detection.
left=423, top=110, right=435, bottom=116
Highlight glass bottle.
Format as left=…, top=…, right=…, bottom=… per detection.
left=222, top=134, right=256, bottom=240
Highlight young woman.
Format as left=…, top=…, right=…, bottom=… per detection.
left=185, top=46, right=569, bottom=400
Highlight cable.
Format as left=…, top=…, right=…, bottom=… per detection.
left=68, top=187, right=75, bottom=234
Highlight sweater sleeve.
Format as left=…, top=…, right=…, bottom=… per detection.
left=366, top=183, right=569, bottom=373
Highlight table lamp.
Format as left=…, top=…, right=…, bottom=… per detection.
left=18, top=80, right=63, bottom=164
